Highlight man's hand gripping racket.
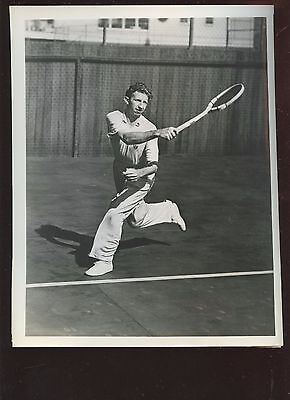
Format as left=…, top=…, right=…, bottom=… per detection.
left=176, top=83, right=245, bottom=134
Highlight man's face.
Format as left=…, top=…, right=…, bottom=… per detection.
left=127, top=91, right=149, bottom=117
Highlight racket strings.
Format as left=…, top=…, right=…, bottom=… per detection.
left=211, top=84, right=244, bottom=111
left=214, top=87, right=242, bottom=106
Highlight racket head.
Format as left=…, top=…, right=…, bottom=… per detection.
left=209, top=83, right=245, bottom=111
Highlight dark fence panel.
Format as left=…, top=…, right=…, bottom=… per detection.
left=26, top=60, right=75, bottom=156
left=25, top=39, right=267, bottom=157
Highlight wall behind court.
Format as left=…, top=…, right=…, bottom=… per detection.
left=25, top=39, right=268, bottom=157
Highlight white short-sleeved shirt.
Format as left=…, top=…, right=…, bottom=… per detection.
left=106, top=110, right=159, bottom=173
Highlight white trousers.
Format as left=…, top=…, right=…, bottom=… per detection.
left=89, top=181, right=173, bottom=262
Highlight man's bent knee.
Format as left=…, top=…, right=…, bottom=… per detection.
left=126, top=215, right=140, bottom=229
left=106, top=208, right=124, bottom=227
left=127, top=203, right=148, bottom=228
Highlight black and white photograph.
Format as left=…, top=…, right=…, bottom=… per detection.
left=10, top=5, right=283, bottom=346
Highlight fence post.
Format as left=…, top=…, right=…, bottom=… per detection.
left=72, top=58, right=82, bottom=158
left=226, top=18, right=230, bottom=47
left=188, top=18, right=194, bottom=48
left=102, top=26, right=106, bottom=46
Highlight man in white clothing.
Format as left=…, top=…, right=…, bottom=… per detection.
left=85, top=82, right=186, bottom=276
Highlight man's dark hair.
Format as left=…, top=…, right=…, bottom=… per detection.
left=125, top=82, right=153, bottom=101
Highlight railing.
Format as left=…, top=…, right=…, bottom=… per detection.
left=25, top=18, right=264, bottom=49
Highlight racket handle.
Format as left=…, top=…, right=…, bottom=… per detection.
left=176, top=120, right=195, bottom=133
left=176, top=108, right=209, bottom=133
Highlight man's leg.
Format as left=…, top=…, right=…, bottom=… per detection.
left=128, top=200, right=186, bottom=231
left=86, top=184, right=150, bottom=276
left=88, top=208, right=123, bottom=262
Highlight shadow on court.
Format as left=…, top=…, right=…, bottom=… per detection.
left=35, top=224, right=170, bottom=268
left=25, top=156, right=276, bottom=337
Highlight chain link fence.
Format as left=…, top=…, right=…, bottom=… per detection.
left=25, top=17, right=259, bottom=48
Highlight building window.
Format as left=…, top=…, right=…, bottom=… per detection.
left=111, top=18, right=122, bottom=28
left=47, top=19, right=54, bottom=27
left=30, top=20, right=50, bottom=32
left=229, top=18, right=254, bottom=31
left=205, top=17, right=214, bottom=24
left=180, top=18, right=189, bottom=23
left=138, top=18, right=149, bottom=30
left=125, top=18, right=136, bottom=29
left=98, top=19, right=109, bottom=28
left=227, top=18, right=255, bottom=47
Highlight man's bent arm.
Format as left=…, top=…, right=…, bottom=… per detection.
left=119, top=127, right=177, bottom=144
left=123, top=165, right=158, bottom=181
left=137, top=165, right=158, bottom=177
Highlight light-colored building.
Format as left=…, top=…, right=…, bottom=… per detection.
left=25, top=17, right=256, bottom=48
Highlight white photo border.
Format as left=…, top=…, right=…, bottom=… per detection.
left=10, top=4, right=283, bottom=347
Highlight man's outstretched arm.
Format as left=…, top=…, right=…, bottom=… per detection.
left=119, top=127, right=178, bottom=145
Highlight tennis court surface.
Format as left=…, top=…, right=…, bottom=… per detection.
left=26, top=155, right=275, bottom=336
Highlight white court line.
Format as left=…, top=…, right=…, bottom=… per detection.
left=26, top=269, right=274, bottom=289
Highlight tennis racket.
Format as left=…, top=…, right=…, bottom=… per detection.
left=176, top=83, right=245, bottom=133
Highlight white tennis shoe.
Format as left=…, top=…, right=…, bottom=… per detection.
left=85, top=260, right=113, bottom=277
left=168, top=200, right=186, bottom=231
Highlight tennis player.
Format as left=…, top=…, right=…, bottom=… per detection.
left=85, top=82, right=186, bottom=276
